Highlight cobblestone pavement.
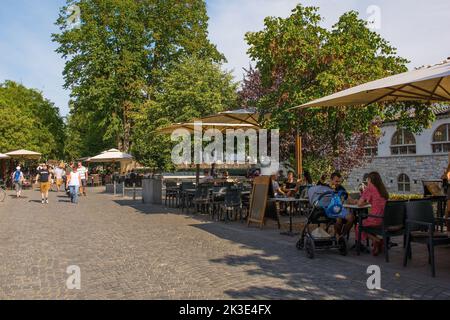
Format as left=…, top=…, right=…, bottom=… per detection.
left=0, top=188, right=449, bottom=300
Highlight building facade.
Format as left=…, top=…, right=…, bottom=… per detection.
left=347, top=111, right=450, bottom=194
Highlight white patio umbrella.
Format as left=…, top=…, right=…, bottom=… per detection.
left=292, top=59, right=450, bottom=109
left=6, top=149, right=41, bottom=160
left=197, top=108, right=266, bottom=126
left=157, top=122, right=258, bottom=134
left=0, top=153, right=10, bottom=159
left=88, top=149, right=133, bottom=163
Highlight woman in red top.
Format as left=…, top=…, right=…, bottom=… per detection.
left=356, top=172, right=389, bottom=256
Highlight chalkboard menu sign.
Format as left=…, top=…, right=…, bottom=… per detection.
left=247, top=176, right=272, bottom=228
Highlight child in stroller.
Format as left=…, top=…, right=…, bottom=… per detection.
left=296, top=185, right=349, bottom=259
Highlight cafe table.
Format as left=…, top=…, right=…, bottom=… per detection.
left=344, top=204, right=371, bottom=253
left=269, top=197, right=304, bottom=236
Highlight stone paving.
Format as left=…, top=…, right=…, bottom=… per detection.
left=0, top=187, right=449, bottom=300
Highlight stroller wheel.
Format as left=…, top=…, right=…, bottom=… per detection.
left=338, top=237, right=348, bottom=256
left=296, top=237, right=304, bottom=250
left=304, top=235, right=315, bottom=259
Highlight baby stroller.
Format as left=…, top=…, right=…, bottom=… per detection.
left=296, top=185, right=349, bottom=259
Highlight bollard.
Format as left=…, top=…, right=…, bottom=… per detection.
left=113, top=180, right=117, bottom=196
left=122, top=181, right=125, bottom=198
left=133, top=183, right=136, bottom=201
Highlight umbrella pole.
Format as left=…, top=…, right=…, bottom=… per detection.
left=196, top=164, right=200, bottom=185
left=295, top=131, right=303, bottom=178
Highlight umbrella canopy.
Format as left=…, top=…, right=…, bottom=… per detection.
left=6, top=149, right=41, bottom=160
left=0, top=153, right=10, bottom=159
left=197, top=108, right=266, bottom=126
left=292, top=60, right=450, bottom=109
left=157, top=122, right=258, bottom=134
left=88, top=149, right=133, bottom=163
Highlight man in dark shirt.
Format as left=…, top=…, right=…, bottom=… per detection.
left=35, top=164, right=52, bottom=204
left=328, top=172, right=356, bottom=240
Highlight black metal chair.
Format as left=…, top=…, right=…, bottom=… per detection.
left=220, top=187, right=242, bottom=222
left=403, top=200, right=450, bottom=277
left=357, top=201, right=406, bottom=262
left=191, top=184, right=212, bottom=214
left=179, top=182, right=195, bottom=212
left=210, top=186, right=227, bottom=221
left=164, top=181, right=178, bottom=207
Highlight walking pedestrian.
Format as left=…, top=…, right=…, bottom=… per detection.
left=35, top=164, right=52, bottom=204
left=54, top=163, right=65, bottom=192
left=67, top=165, right=81, bottom=204
left=12, top=166, right=24, bottom=198
left=77, top=162, right=88, bottom=196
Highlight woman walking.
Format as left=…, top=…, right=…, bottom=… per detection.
left=66, top=165, right=82, bottom=204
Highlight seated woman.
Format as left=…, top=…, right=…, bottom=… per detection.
left=355, top=171, right=389, bottom=256
left=283, top=171, right=300, bottom=197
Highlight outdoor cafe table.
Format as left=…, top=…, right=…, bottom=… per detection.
left=344, top=204, right=371, bottom=253
left=269, top=197, right=304, bottom=237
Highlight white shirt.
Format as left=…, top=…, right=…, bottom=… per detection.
left=68, top=171, right=81, bottom=186
left=54, top=167, right=65, bottom=180
left=78, top=166, right=88, bottom=180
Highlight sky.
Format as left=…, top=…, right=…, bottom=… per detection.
left=1, top=0, right=449, bottom=117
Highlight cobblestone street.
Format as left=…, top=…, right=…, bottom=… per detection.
left=0, top=188, right=449, bottom=300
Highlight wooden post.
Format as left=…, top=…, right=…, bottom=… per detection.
left=196, top=164, right=200, bottom=185
left=295, top=132, right=303, bottom=177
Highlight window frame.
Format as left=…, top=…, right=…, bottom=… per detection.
left=391, top=129, right=416, bottom=155
left=398, top=173, right=411, bottom=192
left=431, top=123, right=450, bottom=154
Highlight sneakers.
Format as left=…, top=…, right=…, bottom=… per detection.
left=42, top=199, right=49, bottom=204
left=41, top=199, right=45, bottom=204
left=46, top=199, right=49, bottom=204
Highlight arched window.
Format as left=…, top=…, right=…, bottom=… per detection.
left=432, top=124, right=450, bottom=153
left=398, top=174, right=411, bottom=192
left=391, top=129, right=416, bottom=155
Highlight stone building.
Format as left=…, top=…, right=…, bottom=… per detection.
left=347, top=108, right=450, bottom=194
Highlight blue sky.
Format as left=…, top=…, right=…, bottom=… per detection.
left=1, top=0, right=450, bottom=116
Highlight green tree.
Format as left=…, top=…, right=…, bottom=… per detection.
left=132, top=56, right=238, bottom=170
left=0, top=81, right=65, bottom=158
left=53, top=0, right=224, bottom=156
left=244, top=5, right=436, bottom=174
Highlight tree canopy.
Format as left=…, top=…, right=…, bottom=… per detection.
left=242, top=4, right=436, bottom=177
left=53, top=0, right=226, bottom=159
left=132, top=56, right=238, bottom=170
left=0, top=81, right=65, bottom=159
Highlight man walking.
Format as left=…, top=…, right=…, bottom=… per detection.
left=35, top=164, right=52, bottom=204
left=77, top=162, right=88, bottom=196
left=67, top=165, right=82, bottom=204
left=12, top=166, right=24, bottom=198
left=54, top=163, right=65, bottom=192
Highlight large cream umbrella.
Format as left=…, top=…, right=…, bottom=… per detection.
left=157, top=116, right=263, bottom=184
left=88, top=149, right=133, bottom=174
left=0, top=153, right=10, bottom=160
left=290, top=59, right=450, bottom=176
left=6, top=149, right=41, bottom=160
left=88, top=149, right=133, bottom=163
left=197, top=108, right=266, bottom=126
left=157, top=122, right=258, bottom=134
left=88, top=149, right=134, bottom=195
left=292, top=60, right=450, bottom=109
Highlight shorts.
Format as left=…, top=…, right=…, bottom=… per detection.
left=14, top=182, right=22, bottom=192
left=81, top=179, right=87, bottom=187
left=40, top=182, right=51, bottom=193
left=56, top=178, right=63, bottom=187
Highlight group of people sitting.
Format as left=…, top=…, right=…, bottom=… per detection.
left=272, top=170, right=390, bottom=256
